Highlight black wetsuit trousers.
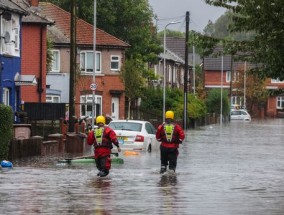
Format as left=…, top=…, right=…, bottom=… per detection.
left=160, top=145, right=178, bottom=170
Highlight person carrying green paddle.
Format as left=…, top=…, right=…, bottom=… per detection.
left=87, top=115, right=121, bottom=177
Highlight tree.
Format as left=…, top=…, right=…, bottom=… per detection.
left=206, top=89, right=230, bottom=116
left=232, top=64, right=268, bottom=113
left=45, top=0, right=162, bottom=63
left=157, top=29, right=185, bottom=38
left=205, top=0, right=284, bottom=80
left=120, top=58, right=145, bottom=119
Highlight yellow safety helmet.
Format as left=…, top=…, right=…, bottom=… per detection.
left=165, top=110, right=174, bottom=120
left=96, top=115, right=106, bottom=125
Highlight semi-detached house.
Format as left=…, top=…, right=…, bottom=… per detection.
left=0, top=0, right=28, bottom=122
left=38, top=2, right=130, bottom=120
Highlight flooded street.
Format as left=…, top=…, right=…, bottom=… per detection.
left=1, top=119, right=284, bottom=215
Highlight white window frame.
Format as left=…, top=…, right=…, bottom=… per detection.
left=46, top=95, right=60, bottom=103
left=1, top=13, right=20, bottom=56
left=271, top=78, right=284, bottom=83
left=231, top=96, right=242, bottom=108
left=277, top=96, right=284, bottom=109
left=3, top=88, right=9, bottom=106
left=80, top=94, right=102, bottom=117
left=51, top=50, right=60, bottom=72
left=110, top=55, right=120, bottom=71
left=226, top=71, right=231, bottom=82
left=1, top=16, right=12, bottom=54
left=226, top=71, right=239, bottom=83
left=80, top=51, right=101, bottom=74
left=13, top=26, right=19, bottom=50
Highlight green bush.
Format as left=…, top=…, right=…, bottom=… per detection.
left=206, top=89, right=230, bottom=116
left=0, top=104, right=13, bottom=160
left=140, top=87, right=207, bottom=120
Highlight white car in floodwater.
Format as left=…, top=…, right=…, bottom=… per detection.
left=108, top=120, right=159, bottom=152
left=230, top=109, right=251, bottom=121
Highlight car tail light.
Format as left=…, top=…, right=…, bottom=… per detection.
left=135, top=135, right=144, bottom=142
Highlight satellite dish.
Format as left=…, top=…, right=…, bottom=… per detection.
left=3, top=32, right=10, bottom=43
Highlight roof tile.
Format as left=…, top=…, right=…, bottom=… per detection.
left=39, top=2, right=129, bottom=47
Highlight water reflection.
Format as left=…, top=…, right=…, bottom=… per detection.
left=158, top=174, right=177, bottom=187
left=157, top=174, right=179, bottom=215
left=89, top=178, right=112, bottom=215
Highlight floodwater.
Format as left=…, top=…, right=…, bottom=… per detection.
left=1, top=119, right=284, bottom=215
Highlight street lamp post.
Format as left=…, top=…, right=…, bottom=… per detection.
left=91, top=0, right=97, bottom=129
left=163, top=21, right=180, bottom=122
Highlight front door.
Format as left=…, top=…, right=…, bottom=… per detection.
left=111, top=97, right=119, bottom=120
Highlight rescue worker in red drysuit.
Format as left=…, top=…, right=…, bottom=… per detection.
left=87, top=115, right=121, bottom=177
left=156, top=111, right=185, bottom=174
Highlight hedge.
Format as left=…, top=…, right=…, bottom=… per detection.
left=0, top=104, right=13, bottom=160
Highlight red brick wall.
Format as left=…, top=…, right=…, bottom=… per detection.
left=205, top=70, right=284, bottom=118
left=205, top=70, right=230, bottom=87
left=75, top=74, right=125, bottom=119
left=21, top=24, right=47, bottom=103
left=27, top=0, right=39, bottom=6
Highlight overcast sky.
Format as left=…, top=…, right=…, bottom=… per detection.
left=148, top=0, right=227, bottom=33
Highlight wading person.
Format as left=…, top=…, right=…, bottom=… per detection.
left=87, top=115, right=121, bottom=177
left=156, top=111, right=185, bottom=174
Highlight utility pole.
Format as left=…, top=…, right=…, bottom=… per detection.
left=183, top=11, right=190, bottom=130
left=68, top=0, right=77, bottom=132
left=229, top=55, right=233, bottom=122
left=91, top=0, right=97, bottom=129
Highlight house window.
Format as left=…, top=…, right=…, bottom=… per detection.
left=226, top=71, right=231, bottom=82
left=1, top=14, right=20, bottom=55
left=46, top=95, right=60, bottom=103
left=111, top=55, right=120, bottom=71
left=13, top=26, right=19, bottom=50
left=2, top=88, right=9, bottom=106
left=80, top=51, right=101, bottom=73
left=231, top=96, right=242, bottom=108
left=80, top=95, right=102, bottom=117
left=271, top=78, right=284, bottom=83
left=226, top=71, right=239, bottom=82
left=51, top=50, right=60, bottom=72
left=1, top=16, right=12, bottom=54
left=277, top=96, right=284, bottom=109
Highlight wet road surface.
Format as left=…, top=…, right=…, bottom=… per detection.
left=1, top=119, right=284, bottom=214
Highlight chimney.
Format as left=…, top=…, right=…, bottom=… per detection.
left=28, top=0, right=39, bottom=6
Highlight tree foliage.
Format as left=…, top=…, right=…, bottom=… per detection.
left=204, top=0, right=284, bottom=80
left=45, top=0, right=162, bottom=63
left=120, top=58, right=145, bottom=118
left=206, top=89, right=230, bottom=116
left=157, top=29, right=185, bottom=38
left=203, top=11, right=255, bottom=41
left=232, top=64, right=268, bottom=112
left=140, top=87, right=207, bottom=120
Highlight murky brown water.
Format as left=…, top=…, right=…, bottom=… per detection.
left=1, top=119, right=284, bottom=214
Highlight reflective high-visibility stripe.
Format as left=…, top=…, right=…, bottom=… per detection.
left=95, top=128, right=104, bottom=145
left=163, top=124, right=174, bottom=142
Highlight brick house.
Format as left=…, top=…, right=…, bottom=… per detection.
left=38, top=2, right=130, bottom=120
left=19, top=0, right=53, bottom=104
left=0, top=1, right=28, bottom=120
left=204, top=53, right=284, bottom=118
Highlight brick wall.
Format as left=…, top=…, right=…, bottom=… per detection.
left=21, top=24, right=47, bottom=102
